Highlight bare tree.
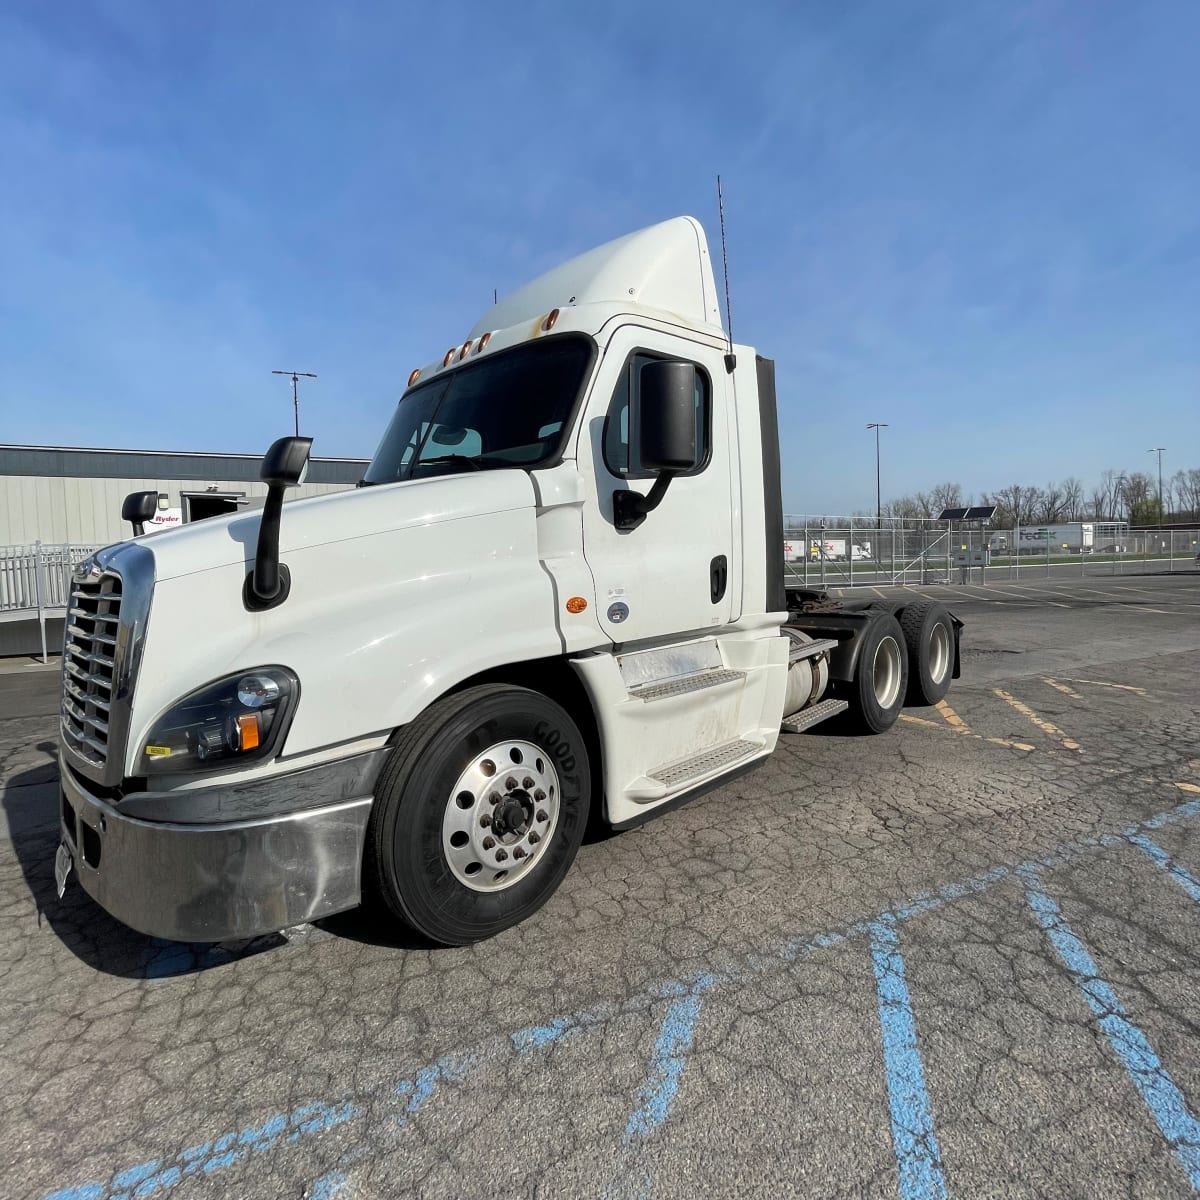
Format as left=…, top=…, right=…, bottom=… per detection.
left=1061, top=477, right=1084, bottom=521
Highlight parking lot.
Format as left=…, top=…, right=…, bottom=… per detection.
left=3, top=574, right=1200, bottom=1200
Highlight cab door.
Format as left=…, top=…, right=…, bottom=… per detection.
left=578, top=324, right=738, bottom=645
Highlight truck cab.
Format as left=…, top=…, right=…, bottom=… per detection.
left=55, top=217, right=960, bottom=947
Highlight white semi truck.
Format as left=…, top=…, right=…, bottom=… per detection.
left=55, top=217, right=961, bottom=946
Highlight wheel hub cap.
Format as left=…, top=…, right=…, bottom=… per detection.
left=442, top=739, right=561, bottom=893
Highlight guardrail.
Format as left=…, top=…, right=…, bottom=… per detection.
left=0, top=542, right=100, bottom=661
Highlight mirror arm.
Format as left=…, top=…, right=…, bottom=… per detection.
left=613, top=471, right=676, bottom=532
left=244, top=485, right=290, bottom=611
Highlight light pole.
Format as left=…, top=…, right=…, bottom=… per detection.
left=273, top=369, right=318, bottom=437
left=867, top=423, right=888, bottom=524
left=1147, top=447, right=1165, bottom=527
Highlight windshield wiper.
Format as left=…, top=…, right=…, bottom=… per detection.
left=413, top=455, right=483, bottom=472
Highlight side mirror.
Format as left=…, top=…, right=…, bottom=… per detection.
left=613, top=360, right=699, bottom=532
left=261, top=435, right=312, bottom=487
left=245, top=436, right=312, bottom=611
left=121, top=490, right=160, bottom=537
left=637, top=360, right=699, bottom=473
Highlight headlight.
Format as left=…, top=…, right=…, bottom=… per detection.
left=139, top=667, right=298, bottom=775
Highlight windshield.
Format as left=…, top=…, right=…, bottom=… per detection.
left=362, top=335, right=594, bottom=485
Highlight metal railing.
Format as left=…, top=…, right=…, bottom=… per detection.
left=1, top=542, right=100, bottom=661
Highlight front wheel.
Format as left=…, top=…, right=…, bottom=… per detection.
left=834, top=613, right=909, bottom=734
left=363, top=684, right=590, bottom=945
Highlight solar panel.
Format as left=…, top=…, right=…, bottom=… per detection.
left=936, top=507, right=969, bottom=520
left=965, top=504, right=998, bottom=520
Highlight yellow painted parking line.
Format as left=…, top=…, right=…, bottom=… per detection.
left=935, top=699, right=971, bottom=734
left=899, top=714, right=943, bottom=729
left=992, top=688, right=1081, bottom=751
left=1063, top=678, right=1148, bottom=697
left=1128, top=605, right=1176, bottom=615
left=986, top=737, right=1036, bottom=752
left=1176, top=782, right=1200, bottom=795
left=899, top=713, right=1034, bottom=752
left=1043, top=678, right=1084, bottom=700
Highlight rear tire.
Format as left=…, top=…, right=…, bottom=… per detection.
left=899, top=601, right=954, bottom=706
left=835, top=613, right=909, bottom=734
left=363, top=684, right=590, bottom=946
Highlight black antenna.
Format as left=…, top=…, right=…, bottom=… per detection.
left=493, top=288, right=498, bottom=305
left=717, top=176, right=737, bottom=374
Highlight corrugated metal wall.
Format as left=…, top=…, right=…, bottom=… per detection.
left=1, top=476, right=354, bottom=545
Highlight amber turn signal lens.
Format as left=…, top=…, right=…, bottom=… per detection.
left=237, top=713, right=261, bottom=751
left=407, top=368, right=421, bottom=387
left=565, top=596, right=587, bottom=614
left=542, top=308, right=560, bottom=332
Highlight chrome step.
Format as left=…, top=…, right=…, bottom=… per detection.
left=628, top=668, right=745, bottom=703
left=780, top=697, right=848, bottom=734
left=647, top=738, right=761, bottom=788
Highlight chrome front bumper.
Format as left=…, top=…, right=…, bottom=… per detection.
left=58, top=756, right=379, bottom=942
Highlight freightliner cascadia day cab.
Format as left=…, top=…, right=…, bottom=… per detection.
left=56, top=217, right=961, bottom=947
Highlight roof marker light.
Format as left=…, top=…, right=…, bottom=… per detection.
left=442, top=348, right=456, bottom=367
left=477, top=332, right=492, bottom=353
left=542, top=308, right=560, bottom=332
left=459, top=340, right=473, bottom=359
left=407, top=368, right=421, bottom=387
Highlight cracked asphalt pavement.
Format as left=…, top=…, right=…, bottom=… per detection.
left=3, top=574, right=1199, bottom=1199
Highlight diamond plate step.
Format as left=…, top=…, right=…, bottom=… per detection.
left=788, top=637, right=838, bottom=663
left=628, top=668, right=745, bottom=703
left=647, top=738, right=761, bottom=788
left=780, top=697, right=848, bottom=734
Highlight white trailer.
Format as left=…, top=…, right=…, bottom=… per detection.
left=55, top=218, right=962, bottom=946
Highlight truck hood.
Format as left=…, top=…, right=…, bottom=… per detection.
left=141, top=470, right=538, bottom=582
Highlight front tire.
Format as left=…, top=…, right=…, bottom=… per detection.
left=363, top=684, right=590, bottom=945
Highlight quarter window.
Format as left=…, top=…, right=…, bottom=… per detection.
left=603, top=353, right=711, bottom=479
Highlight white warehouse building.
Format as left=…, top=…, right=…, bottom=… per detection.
left=0, top=444, right=369, bottom=548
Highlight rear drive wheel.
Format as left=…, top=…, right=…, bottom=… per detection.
left=363, top=684, right=590, bottom=945
left=835, top=613, right=909, bottom=734
left=899, top=601, right=954, bottom=705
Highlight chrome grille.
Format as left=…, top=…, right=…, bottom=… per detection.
left=60, top=571, right=123, bottom=768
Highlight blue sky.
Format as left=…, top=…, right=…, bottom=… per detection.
left=1, top=0, right=1197, bottom=512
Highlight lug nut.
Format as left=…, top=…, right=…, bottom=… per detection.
left=490, top=792, right=501, bottom=805
left=534, top=789, right=546, bottom=801
left=513, top=847, right=526, bottom=860
left=528, top=831, right=540, bottom=844
left=522, top=776, right=534, bottom=789
left=505, top=776, right=517, bottom=791
left=479, top=814, right=492, bottom=828
left=537, top=810, right=548, bottom=823
left=495, top=848, right=508, bottom=862
left=482, top=836, right=495, bottom=850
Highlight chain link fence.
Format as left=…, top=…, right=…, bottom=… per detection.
left=781, top=518, right=1200, bottom=588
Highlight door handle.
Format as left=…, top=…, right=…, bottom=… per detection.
left=710, top=555, right=728, bottom=604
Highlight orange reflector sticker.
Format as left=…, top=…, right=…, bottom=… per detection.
left=565, top=596, right=587, bottom=614
left=237, top=714, right=261, bottom=751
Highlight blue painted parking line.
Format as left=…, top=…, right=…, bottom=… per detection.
left=870, top=921, right=948, bottom=1200
left=44, top=791, right=1200, bottom=1200
left=625, top=974, right=716, bottom=1142
left=1021, top=868, right=1200, bottom=1190
left=1131, top=835, right=1200, bottom=906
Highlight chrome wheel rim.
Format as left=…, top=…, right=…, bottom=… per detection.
left=442, top=739, right=560, bottom=892
left=928, top=621, right=951, bottom=684
left=872, top=636, right=903, bottom=710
